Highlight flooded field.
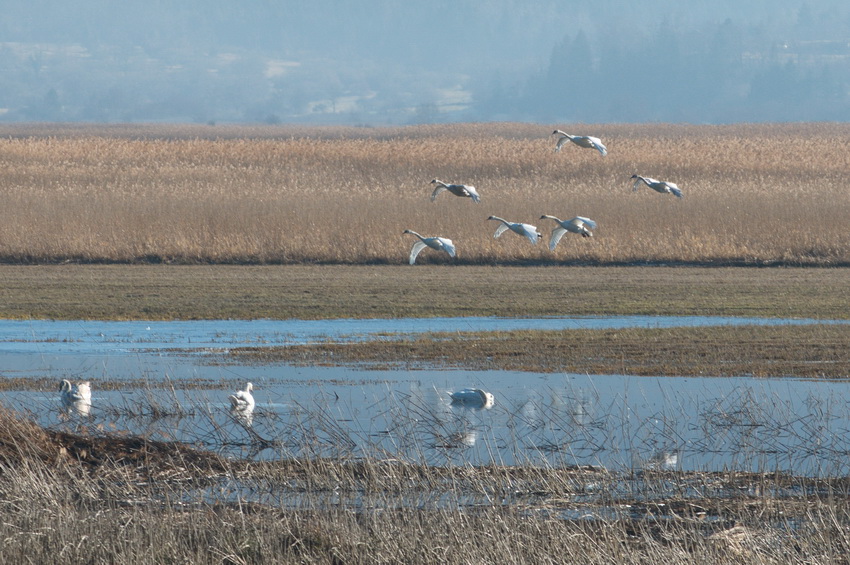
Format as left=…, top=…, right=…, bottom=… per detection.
left=4, top=316, right=850, bottom=476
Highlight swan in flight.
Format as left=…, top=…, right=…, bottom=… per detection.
left=487, top=216, right=542, bottom=246
left=60, top=379, right=92, bottom=416
left=552, top=130, right=607, bottom=156
left=540, top=215, right=597, bottom=250
left=631, top=175, right=683, bottom=198
left=229, top=382, right=255, bottom=411
left=450, top=388, right=495, bottom=410
left=403, top=229, right=456, bottom=265
left=430, top=179, right=480, bottom=203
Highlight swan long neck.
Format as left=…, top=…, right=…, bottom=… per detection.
left=488, top=216, right=509, bottom=226
left=404, top=229, right=425, bottom=241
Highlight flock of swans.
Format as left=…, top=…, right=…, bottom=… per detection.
left=58, top=378, right=492, bottom=429
left=405, top=129, right=682, bottom=264
left=57, top=129, right=676, bottom=430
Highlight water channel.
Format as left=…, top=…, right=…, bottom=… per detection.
left=1, top=316, right=848, bottom=476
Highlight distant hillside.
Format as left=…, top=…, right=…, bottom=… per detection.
left=1, top=1, right=848, bottom=123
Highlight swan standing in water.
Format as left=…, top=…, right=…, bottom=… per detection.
left=403, top=229, right=456, bottom=264
left=552, top=130, right=608, bottom=156
left=487, top=216, right=542, bottom=246
left=229, top=382, right=255, bottom=411
left=430, top=179, right=481, bottom=203
left=450, top=388, right=495, bottom=410
left=631, top=175, right=684, bottom=198
left=229, top=383, right=255, bottom=427
left=59, top=379, right=92, bottom=416
left=540, top=215, right=597, bottom=251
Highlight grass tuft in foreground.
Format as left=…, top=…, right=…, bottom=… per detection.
left=1, top=404, right=850, bottom=563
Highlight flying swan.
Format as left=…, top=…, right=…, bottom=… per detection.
left=430, top=179, right=480, bottom=203
left=552, top=130, right=608, bottom=156
left=403, top=229, right=456, bottom=264
left=540, top=215, right=597, bottom=250
left=631, top=175, right=683, bottom=198
left=487, top=216, right=542, bottom=246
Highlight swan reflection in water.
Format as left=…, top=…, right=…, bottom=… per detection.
left=59, top=379, right=92, bottom=417
left=434, top=388, right=495, bottom=449
left=434, top=429, right=478, bottom=449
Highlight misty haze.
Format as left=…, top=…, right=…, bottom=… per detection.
left=2, top=1, right=850, bottom=124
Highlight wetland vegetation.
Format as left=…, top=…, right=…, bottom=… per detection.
left=1, top=123, right=850, bottom=563
left=0, top=122, right=849, bottom=266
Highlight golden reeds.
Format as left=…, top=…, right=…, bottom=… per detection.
left=0, top=122, right=848, bottom=264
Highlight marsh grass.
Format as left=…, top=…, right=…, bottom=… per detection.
left=1, top=122, right=849, bottom=265
left=228, top=323, right=850, bottom=378
left=3, top=392, right=850, bottom=563
left=1, top=263, right=848, bottom=321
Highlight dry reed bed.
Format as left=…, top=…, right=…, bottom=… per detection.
left=2, top=404, right=850, bottom=564
left=0, top=123, right=849, bottom=264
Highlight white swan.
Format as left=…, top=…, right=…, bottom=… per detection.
left=487, top=216, right=542, bottom=246
left=552, top=130, right=607, bottom=156
left=540, top=215, right=597, bottom=251
left=59, top=379, right=92, bottom=416
left=631, top=175, right=683, bottom=198
left=450, top=388, right=495, bottom=410
left=640, top=449, right=679, bottom=471
left=430, top=179, right=480, bottom=203
left=229, top=382, right=255, bottom=411
left=403, top=229, right=456, bottom=265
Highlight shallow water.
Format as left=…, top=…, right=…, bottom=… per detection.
left=1, top=315, right=846, bottom=354
left=2, top=316, right=849, bottom=476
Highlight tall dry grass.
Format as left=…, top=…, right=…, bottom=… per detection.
left=0, top=122, right=849, bottom=265
left=2, top=401, right=850, bottom=564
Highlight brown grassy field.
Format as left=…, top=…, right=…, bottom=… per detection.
left=1, top=122, right=849, bottom=265
left=231, top=324, right=850, bottom=378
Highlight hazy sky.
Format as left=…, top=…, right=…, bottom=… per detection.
left=1, top=1, right=848, bottom=123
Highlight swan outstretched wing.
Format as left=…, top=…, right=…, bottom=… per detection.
left=554, top=135, right=569, bottom=152
left=430, top=185, right=447, bottom=201
left=520, top=224, right=540, bottom=245
left=465, top=186, right=481, bottom=203
left=667, top=183, right=684, bottom=198
left=549, top=227, right=567, bottom=251
left=587, top=136, right=607, bottom=156
left=436, top=237, right=456, bottom=258
left=409, top=240, right=428, bottom=264
left=573, top=216, right=597, bottom=230
left=493, top=223, right=510, bottom=239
